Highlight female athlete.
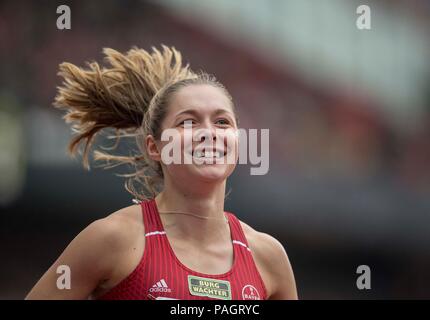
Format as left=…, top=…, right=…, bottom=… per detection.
left=26, top=46, right=297, bottom=300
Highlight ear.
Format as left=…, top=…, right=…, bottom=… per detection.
left=145, top=135, right=161, bottom=162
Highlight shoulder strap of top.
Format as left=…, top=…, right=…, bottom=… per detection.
left=141, top=199, right=165, bottom=236
left=226, top=211, right=252, bottom=252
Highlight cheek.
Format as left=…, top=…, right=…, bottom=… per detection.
left=182, top=131, right=193, bottom=155
left=223, top=129, right=239, bottom=159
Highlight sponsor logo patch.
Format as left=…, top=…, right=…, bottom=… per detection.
left=241, top=284, right=260, bottom=300
left=188, top=275, right=231, bottom=300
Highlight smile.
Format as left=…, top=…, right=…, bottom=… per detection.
left=192, top=149, right=226, bottom=159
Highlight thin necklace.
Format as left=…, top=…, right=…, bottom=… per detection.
left=158, top=210, right=229, bottom=224
left=132, top=198, right=228, bottom=224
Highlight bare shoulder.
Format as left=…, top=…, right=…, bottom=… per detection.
left=89, top=204, right=143, bottom=252
left=58, top=204, right=144, bottom=271
left=25, top=204, right=144, bottom=299
left=104, top=204, right=143, bottom=233
left=238, top=220, right=288, bottom=271
left=239, top=220, right=298, bottom=300
left=239, top=221, right=285, bottom=258
left=69, top=203, right=144, bottom=268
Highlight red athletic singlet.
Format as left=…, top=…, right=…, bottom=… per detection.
left=97, top=198, right=268, bottom=300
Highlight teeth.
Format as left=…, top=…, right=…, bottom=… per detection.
left=193, top=150, right=224, bottom=158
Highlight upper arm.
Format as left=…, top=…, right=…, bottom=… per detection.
left=265, top=234, right=298, bottom=299
left=253, top=232, right=298, bottom=300
left=25, top=216, right=126, bottom=300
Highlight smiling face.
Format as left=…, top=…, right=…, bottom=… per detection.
left=146, top=83, right=239, bottom=186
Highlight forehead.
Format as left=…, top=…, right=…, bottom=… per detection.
left=168, top=84, right=233, bottom=116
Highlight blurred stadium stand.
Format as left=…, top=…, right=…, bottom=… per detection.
left=0, top=0, right=429, bottom=299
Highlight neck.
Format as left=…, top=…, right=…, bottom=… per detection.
left=154, top=177, right=229, bottom=244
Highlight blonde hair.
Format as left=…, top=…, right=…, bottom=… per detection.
left=54, top=45, right=236, bottom=200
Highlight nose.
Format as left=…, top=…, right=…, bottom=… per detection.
left=195, top=121, right=216, bottom=143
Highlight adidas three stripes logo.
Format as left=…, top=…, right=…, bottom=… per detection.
left=149, top=279, right=172, bottom=293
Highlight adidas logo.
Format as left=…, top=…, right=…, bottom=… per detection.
left=149, top=279, right=172, bottom=293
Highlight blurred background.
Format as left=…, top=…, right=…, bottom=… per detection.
left=1, top=0, right=429, bottom=299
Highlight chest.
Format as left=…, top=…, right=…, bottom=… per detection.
left=168, top=236, right=235, bottom=275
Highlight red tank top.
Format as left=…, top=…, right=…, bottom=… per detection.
left=97, top=198, right=268, bottom=300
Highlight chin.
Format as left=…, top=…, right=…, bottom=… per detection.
left=191, top=163, right=234, bottom=183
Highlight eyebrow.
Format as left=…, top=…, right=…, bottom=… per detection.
left=174, top=109, right=200, bottom=118
left=174, top=108, right=234, bottom=119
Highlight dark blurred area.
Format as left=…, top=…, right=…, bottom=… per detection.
left=1, top=0, right=429, bottom=299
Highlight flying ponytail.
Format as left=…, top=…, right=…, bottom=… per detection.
left=54, top=45, right=233, bottom=200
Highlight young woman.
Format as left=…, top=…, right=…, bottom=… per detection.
left=26, top=46, right=297, bottom=300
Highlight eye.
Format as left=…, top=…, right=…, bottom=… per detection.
left=177, top=119, right=196, bottom=127
left=215, top=118, right=230, bottom=126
